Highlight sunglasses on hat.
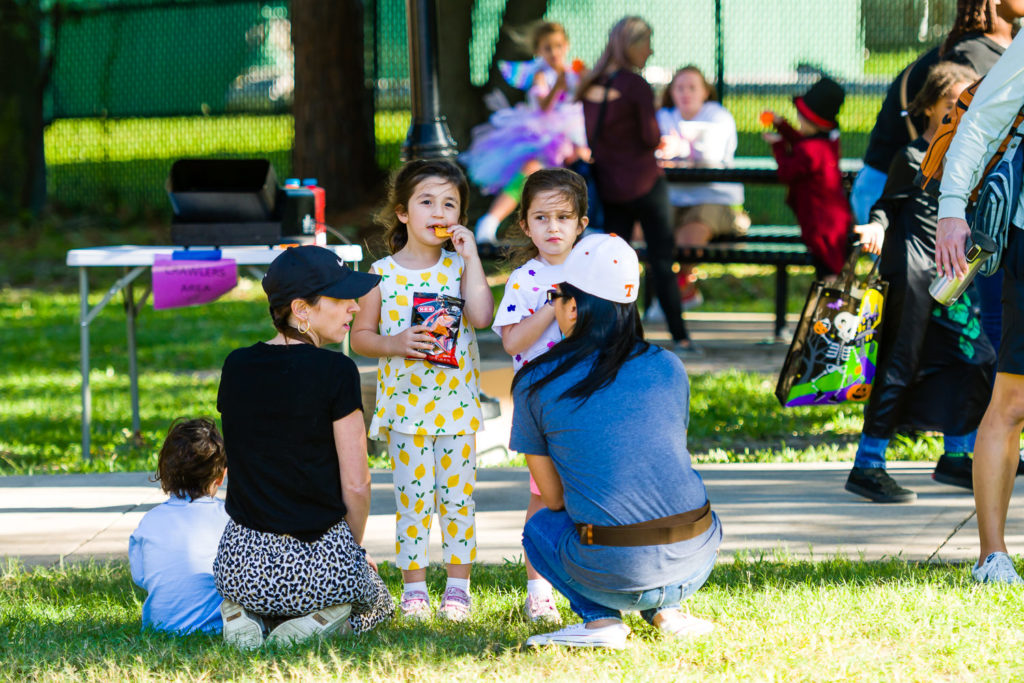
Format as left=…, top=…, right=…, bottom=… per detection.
left=545, top=288, right=571, bottom=304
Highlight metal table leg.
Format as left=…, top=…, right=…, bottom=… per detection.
left=77, top=266, right=147, bottom=460
left=79, top=267, right=92, bottom=460
left=125, top=273, right=140, bottom=437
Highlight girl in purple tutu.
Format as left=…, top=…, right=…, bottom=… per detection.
left=462, top=22, right=589, bottom=244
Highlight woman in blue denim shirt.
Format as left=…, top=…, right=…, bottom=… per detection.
left=510, top=233, right=722, bottom=649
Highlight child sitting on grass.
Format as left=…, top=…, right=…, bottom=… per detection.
left=129, top=417, right=229, bottom=634
left=764, top=75, right=853, bottom=278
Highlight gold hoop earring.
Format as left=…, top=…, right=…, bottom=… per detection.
left=297, top=319, right=310, bottom=335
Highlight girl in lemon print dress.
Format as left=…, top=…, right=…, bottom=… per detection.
left=351, top=159, right=493, bottom=622
left=491, top=168, right=586, bottom=623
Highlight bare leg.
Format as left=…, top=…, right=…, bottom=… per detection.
left=485, top=192, right=520, bottom=225
left=674, top=221, right=713, bottom=305
left=484, top=159, right=545, bottom=224
left=675, top=221, right=713, bottom=247
left=446, top=563, right=472, bottom=580
left=402, top=568, right=426, bottom=584
left=975, top=373, right=1024, bottom=562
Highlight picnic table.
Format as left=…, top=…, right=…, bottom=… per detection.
left=66, top=244, right=363, bottom=460
left=656, top=156, right=862, bottom=338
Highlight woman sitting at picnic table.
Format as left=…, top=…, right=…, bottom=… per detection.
left=511, top=233, right=722, bottom=649
left=213, top=246, right=395, bottom=648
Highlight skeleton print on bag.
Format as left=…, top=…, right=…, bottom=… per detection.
left=781, top=285, right=885, bottom=406
left=214, top=519, right=395, bottom=634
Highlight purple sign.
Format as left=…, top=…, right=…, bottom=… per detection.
left=152, top=256, right=237, bottom=310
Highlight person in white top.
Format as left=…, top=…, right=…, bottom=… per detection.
left=935, top=28, right=1024, bottom=584
left=656, top=66, right=750, bottom=310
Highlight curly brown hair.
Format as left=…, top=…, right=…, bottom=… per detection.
left=154, top=417, right=227, bottom=500
left=375, top=159, right=469, bottom=254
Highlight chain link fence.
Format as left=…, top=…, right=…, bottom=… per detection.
left=43, top=0, right=956, bottom=212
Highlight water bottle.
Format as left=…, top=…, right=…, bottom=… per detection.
left=302, top=178, right=327, bottom=245
left=929, top=229, right=998, bottom=306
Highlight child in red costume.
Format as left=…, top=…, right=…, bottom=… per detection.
left=764, top=76, right=852, bottom=276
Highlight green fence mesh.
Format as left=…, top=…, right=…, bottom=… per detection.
left=43, top=0, right=958, bottom=213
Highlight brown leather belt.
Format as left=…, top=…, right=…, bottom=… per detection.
left=574, top=502, right=712, bottom=547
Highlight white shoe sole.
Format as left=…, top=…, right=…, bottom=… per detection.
left=526, top=635, right=627, bottom=649
left=221, top=600, right=264, bottom=650
left=266, top=604, right=353, bottom=646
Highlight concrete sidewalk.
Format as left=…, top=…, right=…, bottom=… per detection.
left=4, top=463, right=1023, bottom=568
left=6, top=313, right=1015, bottom=569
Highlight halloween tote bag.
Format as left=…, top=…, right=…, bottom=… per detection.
left=775, top=249, right=887, bottom=407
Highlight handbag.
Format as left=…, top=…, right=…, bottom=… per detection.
left=572, top=71, right=618, bottom=231
left=775, top=247, right=888, bottom=407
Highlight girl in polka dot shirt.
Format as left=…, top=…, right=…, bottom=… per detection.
left=492, top=168, right=587, bottom=622
left=351, top=159, right=493, bottom=622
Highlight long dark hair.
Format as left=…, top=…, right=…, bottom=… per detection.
left=942, top=0, right=998, bottom=55
left=511, top=283, right=649, bottom=403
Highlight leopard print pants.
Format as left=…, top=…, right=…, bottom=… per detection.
left=214, top=518, right=395, bottom=635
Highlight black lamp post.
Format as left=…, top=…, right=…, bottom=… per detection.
left=402, top=0, right=458, bottom=161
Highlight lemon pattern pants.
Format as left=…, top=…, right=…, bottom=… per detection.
left=387, top=430, right=477, bottom=570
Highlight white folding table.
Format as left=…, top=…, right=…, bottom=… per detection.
left=66, top=244, right=364, bottom=460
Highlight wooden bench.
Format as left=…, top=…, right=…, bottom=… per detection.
left=478, top=227, right=813, bottom=339
left=635, top=241, right=814, bottom=339
left=654, top=159, right=861, bottom=338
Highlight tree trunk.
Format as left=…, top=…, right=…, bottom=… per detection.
left=436, top=0, right=548, bottom=152
left=0, top=0, right=45, bottom=214
left=291, top=0, right=378, bottom=214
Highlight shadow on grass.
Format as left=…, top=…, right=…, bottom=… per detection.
left=0, top=557, right=970, bottom=671
left=0, top=555, right=972, bottom=678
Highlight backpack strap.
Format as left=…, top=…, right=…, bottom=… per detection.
left=899, top=57, right=921, bottom=141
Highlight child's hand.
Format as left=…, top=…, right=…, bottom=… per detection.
left=395, top=324, right=434, bottom=359
left=365, top=551, right=379, bottom=573
left=853, top=223, right=885, bottom=255
left=448, top=224, right=480, bottom=258
left=762, top=131, right=782, bottom=144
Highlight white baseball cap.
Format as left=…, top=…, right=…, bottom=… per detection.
left=542, top=233, right=640, bottom=303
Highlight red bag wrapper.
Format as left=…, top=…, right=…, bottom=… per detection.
left=409, top=292, right=464, bottom=368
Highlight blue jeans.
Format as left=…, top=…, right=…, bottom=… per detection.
left=850, top=165, right=888, bottom=225
left=522, top=508, right=717, bottom=624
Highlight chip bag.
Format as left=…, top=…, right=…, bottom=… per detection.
left=410, top=292, right=464, bottom=368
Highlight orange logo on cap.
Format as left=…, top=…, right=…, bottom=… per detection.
left=624, top=283, right=634, bottom=296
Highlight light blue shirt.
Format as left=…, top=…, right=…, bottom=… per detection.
left=511, top=345, right=722, bottom=592
left=129, top=495, right=229, bottom=634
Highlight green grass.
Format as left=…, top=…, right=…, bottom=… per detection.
left=4, top=556, right=1024, bottom=681
left=0, top=257, right=945, bottom=475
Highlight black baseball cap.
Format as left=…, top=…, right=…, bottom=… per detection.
left=262, top=245, right=381, bottom=308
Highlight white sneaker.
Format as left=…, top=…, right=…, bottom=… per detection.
left=265, top=604, right=353, bottom=646
left=972, top=552, right=1024, bottom=584
left=221, top=599, right=265, bottom=650
left=525, top=621, right=630, bottom=649
left=654, top=610, right=715, bottom=638
left=643, top=299, right=666, bottom=323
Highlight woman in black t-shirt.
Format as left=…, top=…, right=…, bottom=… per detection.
left=213, top=246, right=395, bottom=649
